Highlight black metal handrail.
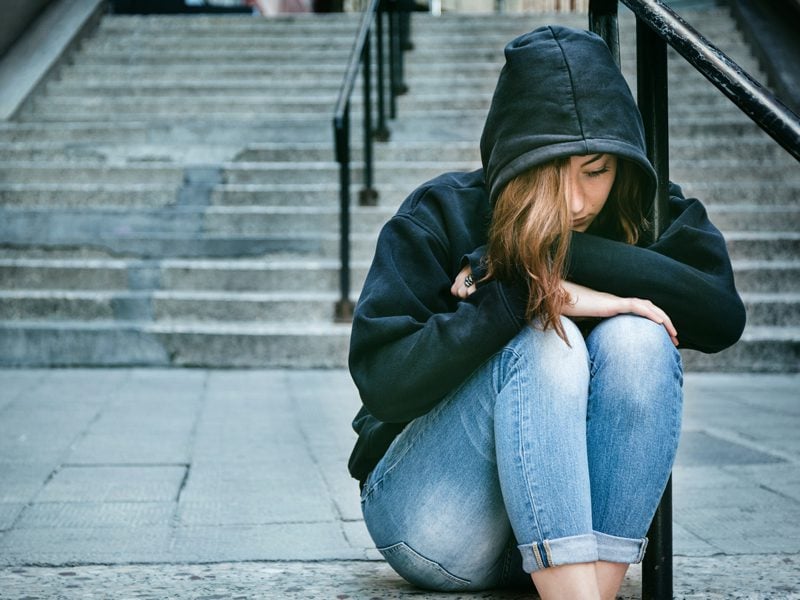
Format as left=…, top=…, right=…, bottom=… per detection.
left=588, top=1, right=800, bottom=598
left=332, top=0, right=409, bottom=322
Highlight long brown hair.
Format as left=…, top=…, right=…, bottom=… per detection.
left=483, top=156, right=648, bottom=341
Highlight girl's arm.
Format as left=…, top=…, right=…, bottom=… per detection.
left=560, top=280, right=679, bottom=346
left=567, top=185, right=746, bottom=352
left=349, top=212, right=528, bottom=424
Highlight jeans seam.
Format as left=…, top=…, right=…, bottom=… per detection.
left=511, top=351, right=546, bottom=545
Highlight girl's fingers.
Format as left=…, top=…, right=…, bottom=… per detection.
left=451, top=266, right=476, bottom=298
left=632, top=299, right=679, bottom=346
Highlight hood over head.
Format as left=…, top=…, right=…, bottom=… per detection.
left=480, top=25, right=657, bottom=208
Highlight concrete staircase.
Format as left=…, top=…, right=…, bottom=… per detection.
left=0, top=7, right=797, bottom=370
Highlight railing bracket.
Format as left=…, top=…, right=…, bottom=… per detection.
left=359, top=188, right=379, bottom=206
left=335, top=299, right=355, bottom=323
left=374, top=127, right=391, bottom=142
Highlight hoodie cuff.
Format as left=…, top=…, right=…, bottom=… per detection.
left=460, top=245, right=488, bottom=281
left=497, top=279, right=529, bottom=328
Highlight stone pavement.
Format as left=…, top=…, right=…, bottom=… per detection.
left=0, top=368, right=799, bottom=598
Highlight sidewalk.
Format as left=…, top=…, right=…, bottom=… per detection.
left=0, top=369, right=798, bottom=598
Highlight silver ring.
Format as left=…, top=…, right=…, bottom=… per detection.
left=464, top=274, right=474, bottom=288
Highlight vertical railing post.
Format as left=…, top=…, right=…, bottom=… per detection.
left=637, top=15, right=672, bottom=600
left=334, top=107, right=354, bottom=322
left=637, top=17, right=671, bottom=239
left=388, top=1, right=398, bottom=118
left=588, top=0, right=620, bottom=66
left=360, top=34, right=378, bottom=206
left=396, top=6, right=409, bottom=94
left=591, top=3, right=673, bottom=598
left=375, top=4, right=390, bottom=140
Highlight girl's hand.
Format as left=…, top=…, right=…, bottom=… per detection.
left=562, top=280, right=679, bottom=346
left=451, top=265, right=477, bottom=299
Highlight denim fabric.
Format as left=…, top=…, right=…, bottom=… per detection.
left=360, top=315, right=683, bottom=591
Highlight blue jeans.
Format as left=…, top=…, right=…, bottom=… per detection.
left=360, top=315, right=683, bottom=591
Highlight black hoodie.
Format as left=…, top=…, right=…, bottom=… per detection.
left=347, top=25, right=746, bottom=484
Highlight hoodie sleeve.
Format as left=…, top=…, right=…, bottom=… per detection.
left=349, top=212, right=528, bottom=424
left=567, top=184, right=746, bottom=352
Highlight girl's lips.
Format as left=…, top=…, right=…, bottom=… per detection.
left=572, top=218, right=589, bottom=229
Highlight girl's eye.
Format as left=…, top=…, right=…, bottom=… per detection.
left=585, top=166, right=609, bottom=178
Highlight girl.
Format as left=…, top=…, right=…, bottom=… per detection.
left=347, top=25, right=745, bottom=600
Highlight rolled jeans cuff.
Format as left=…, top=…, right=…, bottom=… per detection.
left=518, top=533, right=599, bottom=573
left=595, top=530, right=649, bottom=564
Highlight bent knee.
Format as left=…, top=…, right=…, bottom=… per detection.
left=589, top=315, right=679, bottom=369
left=504, top=317, right=589, bottom=394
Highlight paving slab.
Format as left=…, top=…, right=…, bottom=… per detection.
left=0, top=557, right=798, bottom=599
left=0, top=369, right=797, bottom=598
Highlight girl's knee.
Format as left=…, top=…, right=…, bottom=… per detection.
left=588, top=314, right=680, bottom=374
left=587, top=315, right=683, bottom=415
left=507, top=317, right=588, bottom=372
left=500, top=317, right=590, bottom=412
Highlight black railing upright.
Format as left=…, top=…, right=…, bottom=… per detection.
left=333, top=0, right=410, bottom=322
left=588, top=1, right=800, bottom=598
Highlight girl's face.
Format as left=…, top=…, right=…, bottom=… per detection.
left=567, top=153, right=617, bottom=232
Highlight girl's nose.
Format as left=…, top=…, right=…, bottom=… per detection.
left=569, top=187, right=585, bottom=215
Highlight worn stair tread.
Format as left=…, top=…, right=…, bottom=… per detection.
left=738, top=326, right=800, bottom=341
left=1, top=8, right=793, bottom=370
left=0, top=319, right=352, bottom=334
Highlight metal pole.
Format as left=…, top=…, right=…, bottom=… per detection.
left=637, top=15, right=671, bottom=239
left=396, top=8, right=408, bottom=95
left=388, top=4, right=397, bottom=118
left=375, top=7, right=390, bottom=140
left=637, top=15, right=672, bottom=600
left=334, top=107, right=354, bottom=322
left=588, top=0, right=620, bottom=67
left=360, top=34, right=378, bottom=206
left=644, top=478, right=673, bottom=599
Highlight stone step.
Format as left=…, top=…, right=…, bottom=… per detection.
left=75, top=44, right=749, bottom=69
left=0, top=319, right=793, bottom=370
left=704, top=205, right=800, bottom=231
left=732, top=260, right=800, bottom=294
left=676, top=182, right=798, bottom=206
left=52, top=61, right=759, bottom=86
left=23, top=89, right=763, bottom=117
left=46, top=72, right=761, bottom=99
left=0, top=163, right=184, bottom=184
left=68, top=44, right=755, bottom=70
left=2, top=289, right=795, bottom=326
left=386, top=115, right=784, bottom=141
left=741, top=293, right=800, bottom=326
left=70, top=49, right=352, bottom=66
left=209, top=181, right=798, bottom=209
left=0, top=184, right=177, bottom=207
left=725, top=232, right=800, bottom=261
left=233, top=137, right=792, bottom=163
left=2, top=289, right=796, bottom=325
left=0, top=289, right=349, bottom=322
left=0, top=257, right=795, bottom=296
left=0, top=178, right=793, bottom=211
left=1, top=229, right=796, bottom=262
left=95, top=13, right=359, bottom=31
left=0, top=257, right=370, bottom=292
left=681, top=326, right=799, bottom=372
left=220, top=161, right=799, bottom=186
left=90, top=11, right=733, bottom=32
left=21, top=105, right=759, bottom=124
left=0, top=319, right=352, bottom=368
left=0, top=120, right=334, bottom=144
left=44, top=78, right=362, bottom=93
left=0, top=206, right=393, bottom=237
left=0, top=202, right=794, bottom=237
